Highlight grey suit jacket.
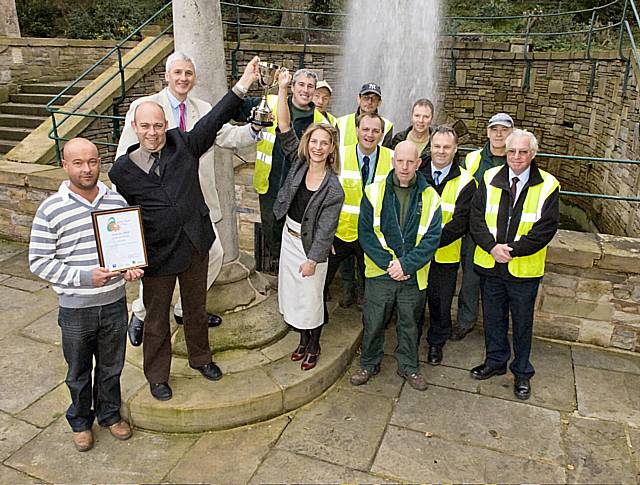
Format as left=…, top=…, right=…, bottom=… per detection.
left=273, top=129, right=345, bottom=263
left=116, top=87, right=256, bottom=223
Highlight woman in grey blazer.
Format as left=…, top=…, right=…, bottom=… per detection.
left=273, top=69, right=344, bottom=371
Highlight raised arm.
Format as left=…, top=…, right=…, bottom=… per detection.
left=276, top=68, right=292, bottom=133
left=274, top=68, right=301, bottom=163
left=186, top=57, right=261, bottom=159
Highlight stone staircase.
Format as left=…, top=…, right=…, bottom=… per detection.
left=0, top=81, right=90, bottom=156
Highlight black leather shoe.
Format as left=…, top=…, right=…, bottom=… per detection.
left=450, top=326, right=473, bottom=341
left=514, top=378, right=531, bottom=400
left=127, top=314, right=144, bottom=347
left=174, top=313, right=223, bottom=328
left=190, top=362, right=223, bottom=381
left=470, top=363, right=507, bottom=380
left=150, top=382, right=172, bottom=401
left=427, top=346, right=443, bottom=365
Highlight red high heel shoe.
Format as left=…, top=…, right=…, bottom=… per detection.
left=301, top=348, right=320, bottom=371
left=290, top=344, right=307, bottom=361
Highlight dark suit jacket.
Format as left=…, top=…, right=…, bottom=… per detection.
left=109, top=90, right=243, bottom=277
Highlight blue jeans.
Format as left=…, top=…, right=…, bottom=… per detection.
left=479, top=275, right=540, bottom=379
left=58, top=297, right=128, bottom=432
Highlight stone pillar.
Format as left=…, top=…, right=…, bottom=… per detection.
left=0, top=0, right=21, bottom=37
left=172, top=0, right=238, bottom=262
left=172, top=1, right=269, bottom=314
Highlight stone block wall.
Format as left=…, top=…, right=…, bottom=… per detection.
left=0, top=36, right=136, bottom=103
left=438, top=42, right=640, bottom=238
left=538, top=231, right=640, bottom=352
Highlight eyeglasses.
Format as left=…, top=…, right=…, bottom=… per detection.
left=507, top=149, right=531, bottom=157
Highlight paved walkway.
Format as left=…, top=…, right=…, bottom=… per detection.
left=1, top=239, right=639, bottom=484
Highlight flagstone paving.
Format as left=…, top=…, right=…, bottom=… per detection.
left=1, top=240, right=639, bottom=484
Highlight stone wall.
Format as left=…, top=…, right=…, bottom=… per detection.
left=437, top=41, right=640, bottom=238
left=0, top=36, right=136, bottom=103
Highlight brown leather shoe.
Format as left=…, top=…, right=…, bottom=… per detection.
left=73, top=430, right=94, bottom=452
left=109, top=420, right=132, bottom=441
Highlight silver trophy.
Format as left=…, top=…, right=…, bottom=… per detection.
left=249, top=60, right=293, bottom=127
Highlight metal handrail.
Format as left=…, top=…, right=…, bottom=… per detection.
left=44, top=0, right=173, bottom=163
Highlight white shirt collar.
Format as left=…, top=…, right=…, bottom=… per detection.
left=430, top=162, right=452, bottom=182
left=58, top=180, right=108, bottom=207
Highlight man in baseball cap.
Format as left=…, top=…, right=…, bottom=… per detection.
left=454, top=112, right=515, bottom=341
left=313, top=80, right=337, bottom=126
left=336, top=82, right=394, bottom=147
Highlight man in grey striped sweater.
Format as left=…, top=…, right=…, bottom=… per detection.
left=29, top=138, right=144, bottom=452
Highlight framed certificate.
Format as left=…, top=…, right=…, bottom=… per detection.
left=92, top=206, right=148, bottom=272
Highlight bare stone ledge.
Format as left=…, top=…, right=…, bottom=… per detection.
left=547, top=230, right=601, bottom=268
left=125, top=300, right=360, bottom=433
left=598, top=233, right=640, bottom=274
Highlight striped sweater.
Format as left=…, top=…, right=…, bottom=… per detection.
left=29, top=181, right=127, bottom=308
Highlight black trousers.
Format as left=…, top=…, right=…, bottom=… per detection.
left=480, top=274, right=540, bottom=379
left=325, top=237, right=365, bottom=293
left=426, top=261, right=460, bottom=347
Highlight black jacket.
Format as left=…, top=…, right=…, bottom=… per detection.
left=273, top=130, right=344, bottom=263
left=109, top=90, right=243, bottom=277
left=422, top=160, right=476, bottom=250
left=469, top=161, right=560, bottom=280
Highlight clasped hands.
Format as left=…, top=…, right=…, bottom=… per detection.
left=387, top=259, right=410, bottom=281
left=490, top=243, right=513, bottom=263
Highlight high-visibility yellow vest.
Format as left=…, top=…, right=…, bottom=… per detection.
left=335, top=145, right=393, bottom=242
left=464, top=149, right=482, bottom=177
left=474, top=166, right=560, bottom=278
left=363, top=180, right=441, bottom=290
left=323, top=111, right=337, bottom=126
left=336, top=112, right=393, bottom=147
left=253, top=95, right=326, bottom=194
left=434, top=167, right=476, bottom=263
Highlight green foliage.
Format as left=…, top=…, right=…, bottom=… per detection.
left=16, top=0, right=167, bottom=40
left=443, top=0, right=625, bottom=52
left=309, top=0, right=344, bottom=27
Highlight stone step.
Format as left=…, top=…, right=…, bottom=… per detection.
left=20, top=81, right=90, bottom=96
left=0, top=114, right=48, bottom=128
left=0, top=139, right=19, bottom=155
left=0, top=103, right=50, bottom=117
left=0, top=126, right=31, bottom=141
left=9, top=93, right=75, bottom=106
left=124, top=301, right=362, bottom=433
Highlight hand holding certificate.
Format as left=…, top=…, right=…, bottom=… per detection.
left=92, top=207, right=148, bottom=272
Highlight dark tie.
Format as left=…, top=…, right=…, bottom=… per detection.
left=149, top=152, right=161, bottom=179
left=361, top=155, right=370, bottom=186
left=510, top=176, right=520, bottom=205
left=433, top=170, right=442, bottom=186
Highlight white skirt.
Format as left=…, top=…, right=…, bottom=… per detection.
left=278, top=215, right=328, bottom=329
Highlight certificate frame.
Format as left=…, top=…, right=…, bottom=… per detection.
left=91, top=206, right=148, bottom=272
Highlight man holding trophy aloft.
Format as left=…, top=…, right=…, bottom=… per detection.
left=238, top=63, right=326, bottom=269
